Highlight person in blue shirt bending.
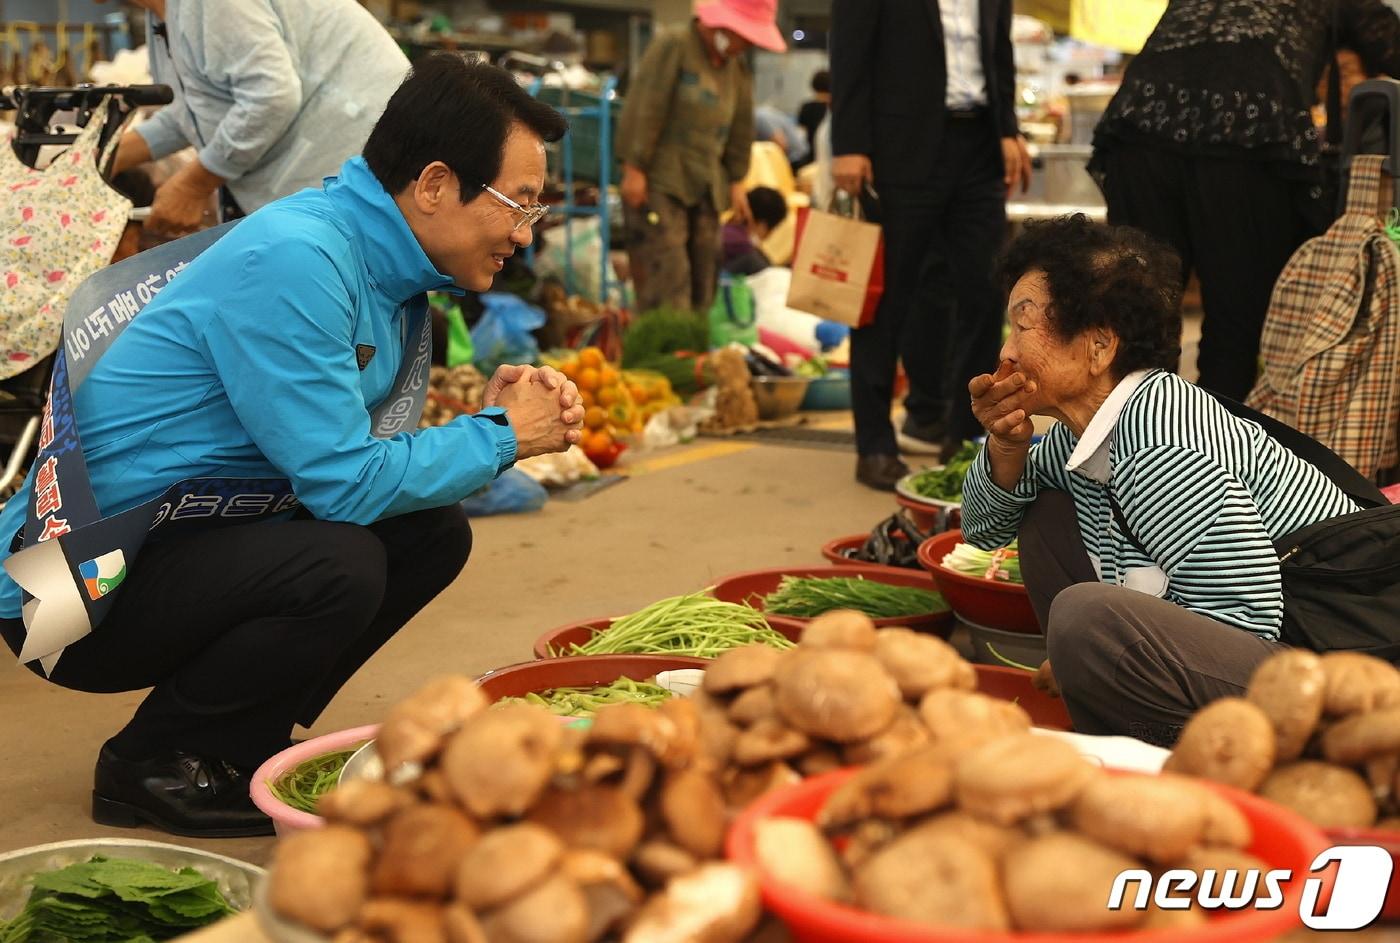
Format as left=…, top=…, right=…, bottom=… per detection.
left=0, top=55, right=582, bottom=837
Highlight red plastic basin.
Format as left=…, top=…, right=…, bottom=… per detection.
left=477, top=653, right=706, bottom=699
left=918, top=530, right=1040, bottom=635
left=974, top=664, right=1070, bottom=730
left=821, top=534, right=869, bottom=566
left=532, top=616, right=804, bottom=660
left=728, top=768, right=1331, bottom=943
left=1325, top=825, right=1400, bottom=921
left=710, top=565, right=954, bottom=635
left=895, top=492, right=961, bottom=534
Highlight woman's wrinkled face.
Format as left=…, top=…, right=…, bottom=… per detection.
left=999, top=271, right=1097, bottom=415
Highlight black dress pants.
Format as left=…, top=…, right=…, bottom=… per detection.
left=1, top=505, right=471, bottom=769
left=1096, top=142, right=1319, bottom=402
left=851, top=111, right=1008, bottom=456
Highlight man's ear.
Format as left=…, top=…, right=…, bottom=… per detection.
left=1089, top=328, right=1119, bottom=377
left=412, top=161, right=454, bottom=214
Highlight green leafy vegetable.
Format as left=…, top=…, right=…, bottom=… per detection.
left=941, top=541, right=1023, bottom=584
left=501, top=677, right=674, bottom=717
left=556, top=591, right=794, bottom=658
left=793, top=355, right=829, bottom=379
left=0, top=856, right=235, bottom=942
left=760, top=576, right=949, bottom=620
left=905, top=441, right=981, bottom=501
left=267, top=747, right=359, bottom=815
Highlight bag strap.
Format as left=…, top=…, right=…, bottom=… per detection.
left=1106, top=489, right=1149, bottom=558
left=1344, top=154, right=1386, bottom=217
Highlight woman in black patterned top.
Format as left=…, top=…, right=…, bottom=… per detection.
left=1088, top=0, right=1400, bottom=403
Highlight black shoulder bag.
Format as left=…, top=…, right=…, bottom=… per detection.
left=1108, top=393, right=1400, bottom=662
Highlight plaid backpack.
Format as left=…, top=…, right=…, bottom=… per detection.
left=1247, top=153, right=1400, bottom=479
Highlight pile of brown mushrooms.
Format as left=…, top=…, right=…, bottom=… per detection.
left=740, top=617, right=1266, bottom=933
left=266, top=676, right=764, bottom=943
left=419, top=365, right=487, bottom=428
left=1167, top=649, right=1400, bottom=831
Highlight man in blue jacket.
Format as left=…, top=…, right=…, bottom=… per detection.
left=0, top=55, right=580, bottom=837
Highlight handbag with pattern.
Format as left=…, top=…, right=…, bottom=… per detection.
left=1247, top=152, right=1400, bottom=479
left=0, top=98, right=131, bottom=382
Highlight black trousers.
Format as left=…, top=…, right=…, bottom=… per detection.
left=1097, top=142, right=1318, bottom=402
left=851, top=112, right=1007, bottom=456
left=1, top=506, right=471, bottom=769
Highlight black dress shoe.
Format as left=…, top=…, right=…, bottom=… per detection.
left=92, top=743, right=275, bottom=838
left=855, top=454, right=910, bottom=491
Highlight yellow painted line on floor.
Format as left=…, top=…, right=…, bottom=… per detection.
left=618, top=440, right=755, bottom=476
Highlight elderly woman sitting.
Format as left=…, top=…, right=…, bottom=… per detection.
left=961, top=215, right=1361, bottom=745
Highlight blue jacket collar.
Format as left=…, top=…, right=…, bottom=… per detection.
left=324, top=157, right=462, bottom=301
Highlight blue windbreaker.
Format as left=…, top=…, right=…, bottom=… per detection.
left=0, top=157, right=517, bottom=619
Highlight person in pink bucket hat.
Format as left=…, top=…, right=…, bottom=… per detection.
left=616, top=0, right=784, bottom=314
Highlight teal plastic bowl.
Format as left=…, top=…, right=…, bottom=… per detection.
left=800, top=370, right=852, bottom=411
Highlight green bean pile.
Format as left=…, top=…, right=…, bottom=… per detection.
left=501, top=678, right=674, bottom=717
left=268, top=747, right=360, bottom=815
left=761, top=575, right=949, bottom=619
left=558, top=591, right=795, bottom=658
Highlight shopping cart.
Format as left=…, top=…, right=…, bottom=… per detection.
left=0, top=83, right=172, bottom=499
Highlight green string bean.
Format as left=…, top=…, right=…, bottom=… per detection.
left=267, top=747, right=360, bottom=815
left=499, top=677, right=674, bottom=717
left=555, top=590, right=795, bottom=657
left=760, top=575, right=949, bottom=619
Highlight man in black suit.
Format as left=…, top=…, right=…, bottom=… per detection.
left=831, top=0, right=1030, bottom=490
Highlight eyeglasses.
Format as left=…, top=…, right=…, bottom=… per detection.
left=481, top=184, right=549, bottom=231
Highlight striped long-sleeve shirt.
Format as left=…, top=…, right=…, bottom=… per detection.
left=961, top=370, right=1359, bottom=638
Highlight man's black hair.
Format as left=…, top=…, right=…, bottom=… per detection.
left=747, top=186, right=788, bottom=230
left=364, top=53, right=568, bottom=199
left=811, top=69, right=831, bottom=94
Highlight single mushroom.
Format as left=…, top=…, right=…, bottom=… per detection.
left=589, top=702, right=679, bottom=760
left=1245, top=649, right=1326, bottom=761
left=853, top=831, right=1009, bottom=930
left=842, top=705, right=931, bottom=766
left=376, top=675, right=488, bottom=776
left=527, top=784, right=646, bottom=860
left=479, top=874, right=589, bottom=943
left=659, top=767, right=729, bottom=858
left=1002, top=833, right=1145, bottom=932
left=918, top=689, right=1030, bottom=742
left=655, top=696, right=702, bottom=768
left=1259, top=761, right=1377, bottom=829
left=900, top=810, right=1021, bottom=861
left=727, top=685, right=777, bottom=727
left=754, top=816, right=851, bottom=903
left=453, top=822, right=562, bottom=911
left=1366, top=752, right=1399, bottom=807
left=820, top=742, right=957, bottom=827
left=372, top=803, right=480, bottom=898
left=1321, top=707, right=1400, bottom=765
left=358, top=898, right=448, bottom=943
left=722, top=760, right=801, bottom=810
left=440, top=702, right=563, bottom=819
left=693, top=702, right=740, bottom=770
left=800, top=609, right=878, bottom=651
left=630, top=841, right=699, bottom=887
left=773, top=649, right=902, bottom=743
left=268, top=825, right=373, bottom=933
left=1320, top=652, right=1400, bottom=716
left=1163, top=697, right=1276, bottom=792
left=317, top=779, right=417, bottom=827
left=622, top=863, right=763, bottom=943
left=1189, top=780, right=1254, bottom=848
left=954, top=733, right=1097, bottom=825
left=733, top=717, right=812, bottom=766
left=839, top=818, right=901, bottom=870
left=560, top=849, right=644, bottom=943
left=1070, top=773, right=1206, bottom=863
left=703, top=645, right=784, bottom=695
left=874, top=628, right=976, bottom=700
left=416, top=768, right=457, bottom=806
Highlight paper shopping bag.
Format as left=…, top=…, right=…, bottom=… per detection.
left=784, top=206, right=884, bottom=328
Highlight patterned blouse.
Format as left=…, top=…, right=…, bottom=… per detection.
left=1090, top=0, right=1400, bottom=174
